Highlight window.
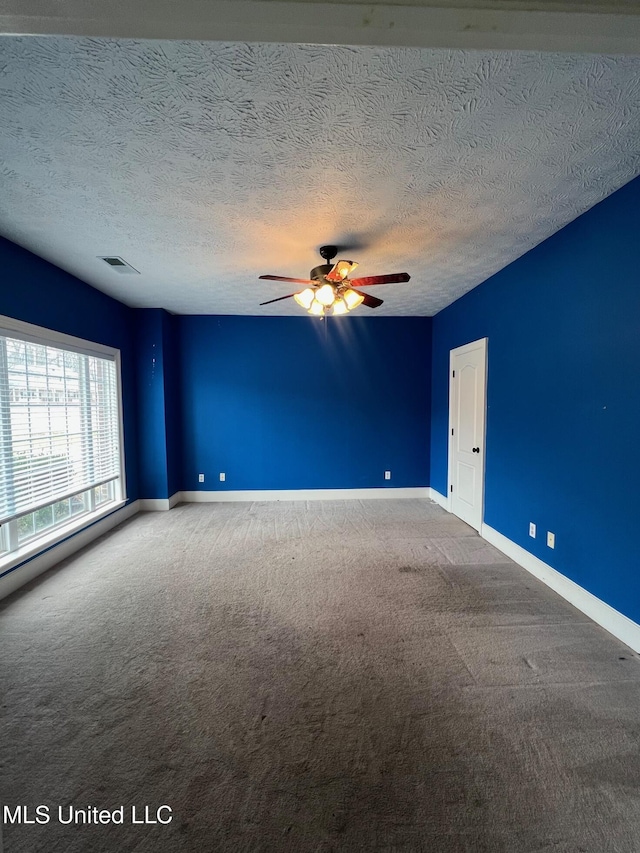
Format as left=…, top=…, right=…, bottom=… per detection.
left=0, top=317, right=125, bottom=566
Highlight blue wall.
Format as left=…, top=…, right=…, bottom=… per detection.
left=179, top=316, right=431, bottom=491
left=0, top=236, right=139, bottom=502
left=431, top=175, right=640, bottom=623
left=162, top=311, right=182, bottom=497
left=134, top=307, right=182, bottom=500
left=134, top=308, right=169, bottom=500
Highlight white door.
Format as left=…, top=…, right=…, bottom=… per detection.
left=448, top=338, right=487, bottom=531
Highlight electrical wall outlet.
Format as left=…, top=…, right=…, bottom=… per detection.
left=219, top=472, right=226, bottom=482
left=547, top=531, right=555, bottom=549
left=384, top=471, right=391, bottom=480
left=529, top=522, right=536, bottom=538
left=198, top=473, right=205, bottom=483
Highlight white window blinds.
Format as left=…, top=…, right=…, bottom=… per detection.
left=0, top=331, right=121, bottom=525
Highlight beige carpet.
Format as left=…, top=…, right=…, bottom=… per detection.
left=2, top=499, right=640, bottom=852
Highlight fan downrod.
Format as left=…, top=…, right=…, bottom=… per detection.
left=318, top=245, right=338, bottom=263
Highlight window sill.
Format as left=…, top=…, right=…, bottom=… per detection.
left=0, top=499, right=127, bottom=577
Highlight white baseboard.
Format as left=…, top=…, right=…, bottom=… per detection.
left=139, top=493, right=181, bottom=511
left=179, top=487, right=429, bottom=502
left=481, top=523, right=640, bottom=653
left=0, top=500, right=140, bottom=602
left=139, top=499, right=169, bottom=511
left=428, top=487, right=449, bottom=510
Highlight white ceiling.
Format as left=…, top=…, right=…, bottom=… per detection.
left=0, top=36, right=639, bottom=316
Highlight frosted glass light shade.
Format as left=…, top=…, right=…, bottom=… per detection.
left=308, top=299, right=324, bottom=316
left=332, top=299, right=348, bottom=315
left=294, top=288, right=315, bottom=309
left=343, top=289, right=364, bottom=310
left=316, top=283, right=336, bottom=306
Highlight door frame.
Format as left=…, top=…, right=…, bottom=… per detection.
left=447, top=337, right=488, bottom=528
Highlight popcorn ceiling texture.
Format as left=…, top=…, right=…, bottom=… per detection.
left=0, top=36, right=639, bottom=316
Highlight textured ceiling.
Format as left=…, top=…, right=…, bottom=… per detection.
left=0, top=36, right=639, bottom=316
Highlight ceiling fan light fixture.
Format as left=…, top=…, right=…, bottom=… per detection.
left=294, top=287, right=315, bottom=309
left=316, top=283, right=335, bottom=306
left=259, top=247, right=408, bottom=313
left=343, top=289, right=364, bottom=310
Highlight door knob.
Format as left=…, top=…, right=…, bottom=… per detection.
left=472, top=447, right=480, bottom=453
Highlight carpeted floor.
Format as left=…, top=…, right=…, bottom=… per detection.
left=2, top=499, right=640, bottom=852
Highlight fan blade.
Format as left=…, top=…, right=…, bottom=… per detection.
left=259, top=275, right=315, bottom=285
left=348, top=272, right=410, bottom=287
left=353, top=289, right=383, bottom=309
left=325, top=260, right=358, bottom=283
left=259, top=293, right=298, bottom=306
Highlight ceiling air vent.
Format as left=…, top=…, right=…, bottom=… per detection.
left=99, top=256, right=140, bottom=274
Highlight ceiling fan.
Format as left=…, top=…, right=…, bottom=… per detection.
left=259, top=245, right=410, bottom=316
